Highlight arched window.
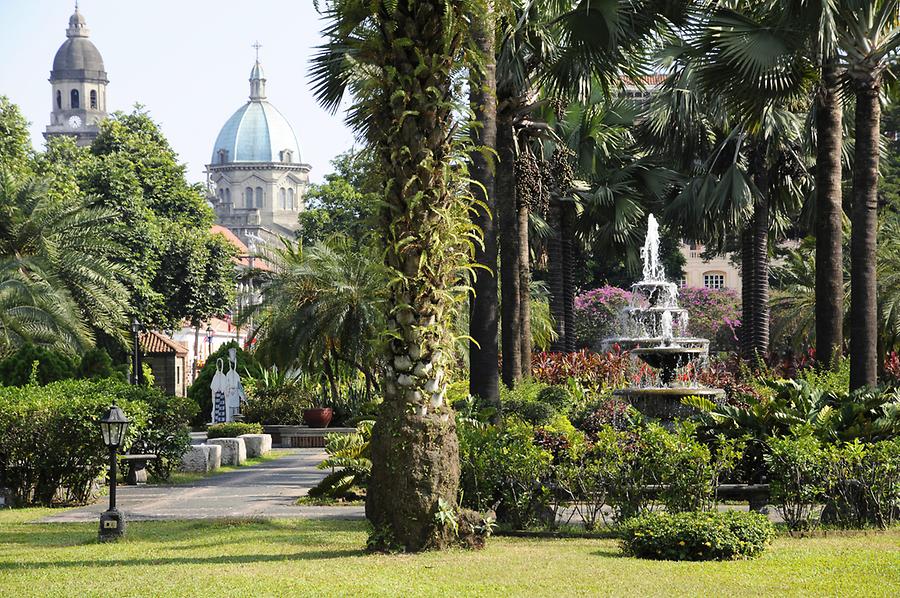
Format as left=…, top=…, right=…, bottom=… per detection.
left=217, top=149, right=228, bottom=164
left=90, top=90, right=97, bottom=109
left=70, top=89, right=79, bottom=109
left=703, top=271, right=725, bottom=290
left=225, top=188, right=231, bottom=203
left=279, top=188, right=286, bottom=209
left=288, top=188, right=295, bottom=210
left=245, top=187, right=254, bottom=208
left=56, top=90, right=62, bottom=109
left=255, top=187, right=264, bottom=208
left=218, top=189, right=224, bottom=200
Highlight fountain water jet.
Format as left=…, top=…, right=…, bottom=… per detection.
left=602, top=215, right=724, bottom=421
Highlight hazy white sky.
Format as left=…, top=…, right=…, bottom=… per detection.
left=0, top=0, right=357, bottom=184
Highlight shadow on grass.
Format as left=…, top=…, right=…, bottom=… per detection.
left=0, top=548, right=365, bottom=571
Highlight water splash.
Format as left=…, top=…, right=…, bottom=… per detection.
left=641, top=214, right=666, bottom=282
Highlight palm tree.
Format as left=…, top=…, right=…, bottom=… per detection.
left=469, top=3, right=501, bottom=408
left=0, top=172, right=130, bottom=350
left=246, top=237, right=387, bottom=399
left=836, top=0, right=900, bottom=389
left=310, top=0, right=485, bottom=551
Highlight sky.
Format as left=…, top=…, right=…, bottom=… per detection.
left=0, top=0, right=357, bottom=184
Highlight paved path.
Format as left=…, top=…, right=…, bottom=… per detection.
left=39, top=449, right=365, bottom=523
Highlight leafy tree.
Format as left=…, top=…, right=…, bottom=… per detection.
left=0, top=344, right=78, bottom=386
left=0, top=96, right=33, bottom=181
left=297, top=151, right=380, bottom=246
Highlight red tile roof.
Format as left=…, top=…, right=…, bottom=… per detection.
left=140, top=330, right=188, bottom=355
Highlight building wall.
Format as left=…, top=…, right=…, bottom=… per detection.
left=145, top=354, right=187, bottom=397
left=679, top=243, right=742, bottom=292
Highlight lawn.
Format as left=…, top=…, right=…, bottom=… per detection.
left=0, top=510, right=897, bottom=597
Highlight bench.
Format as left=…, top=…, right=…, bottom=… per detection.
left=119, top=453, right=158, bottom=485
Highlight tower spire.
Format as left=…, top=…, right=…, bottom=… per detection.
left=249, top=43, right=267, bottom=101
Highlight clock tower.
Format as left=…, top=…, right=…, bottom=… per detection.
left=44, top=4, right=108, bottom=146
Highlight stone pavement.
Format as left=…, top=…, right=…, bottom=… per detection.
left=39, top=449, right=365, bottom=523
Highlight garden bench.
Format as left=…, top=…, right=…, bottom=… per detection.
left=119, top=453, right=157, bottom=485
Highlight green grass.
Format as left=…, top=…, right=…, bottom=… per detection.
left=0, top=510, right=897, bottom=597
left=150, top=449, right=292, bottom=485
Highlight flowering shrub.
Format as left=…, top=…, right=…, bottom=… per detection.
left=531, top=349, right=632, bottom=390
left=574, top=286, right=632, bottom=348
left=676, top=286, right=741, bottom=352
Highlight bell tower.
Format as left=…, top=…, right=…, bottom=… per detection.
left=44, top=4, right=109, bottom=146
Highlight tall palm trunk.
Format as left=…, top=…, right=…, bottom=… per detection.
left=497, top=107, right=522, bottom=386
left=815, top=61, right=844, bottom=370
left=744, top=142, right=770, bottom=362
left=849, top=76, right=881, bottom=390
left=561, top=200, right=577, bottom=352
left=518, top=194, right=532, bottom=377
left=548, top=195, right=566, bottom=351
left=740, top=226, right=754, bottom=359
left=468, top=5, right=500, bottom=408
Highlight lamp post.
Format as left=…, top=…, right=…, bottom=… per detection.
left=98, top=402, right=130, bottom=542
left=131, top=318, right=142, bottom=386
left=206, top=324, right=214, bottom=360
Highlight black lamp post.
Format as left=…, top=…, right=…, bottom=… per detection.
left=206, top=324, right=214, bottom=359
left=98, top=402, right=130, bottom=542
left=131, top=318, right=142, bottom=386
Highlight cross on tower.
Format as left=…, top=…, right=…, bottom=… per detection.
left=252, top=41, right=262, bottom=61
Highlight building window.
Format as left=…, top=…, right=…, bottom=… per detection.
left=288, top=188, right=295, bottom=210
left=225, top=188, right=231, bottom=203
left=280, top=150, right=293, bottom=163
left=70, top=89, right=79, bottom=109
left=218, top=189, right=224, bottom=200
left=245, top=187, right=253, bottom=208
left=56, top=90, right=62, bottom=109
left=678, top=276, right=687, bottom=288
left=218, top=149, right=229, bottom=164
left=279, top=188, right=286, bottom=209
left=90, top=90, right=97, bottom=109
left=255, top=187, right=264, bottom=208
left=703, top=272, right=725, bottom=290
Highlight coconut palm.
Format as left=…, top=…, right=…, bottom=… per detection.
left=0, top=171, right=130, bottom=350
left=310, top=0, right=486, bottom=551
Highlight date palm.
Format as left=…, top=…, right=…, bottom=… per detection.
left=0, top=172, right=129, bottom=351
left=311, top=0, right=485, bottom=551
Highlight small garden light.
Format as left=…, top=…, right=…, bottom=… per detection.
left=98, top=402, right=130, bottom=542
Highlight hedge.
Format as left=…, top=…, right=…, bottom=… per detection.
left=206, top=422, right=263, bottom=439
left=0, top=379, right=195, bottom=505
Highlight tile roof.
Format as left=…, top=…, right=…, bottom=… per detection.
left=140, top=330, right=188, bottom=355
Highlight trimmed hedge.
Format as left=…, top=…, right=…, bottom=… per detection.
left=206, top=422, right=263, bottom=439
left=619, top=511, right=775, bottom=561
left=0, top=379, right=195, bottom=506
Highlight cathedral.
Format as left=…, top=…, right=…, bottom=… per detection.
left=43, top=6, right=309, bottom=246
left=44, top=4, right=108, bottom=146
left=206, top=51, right=311, bottom=247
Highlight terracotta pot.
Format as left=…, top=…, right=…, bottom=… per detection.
left=302, top=407, right=333, bottom=428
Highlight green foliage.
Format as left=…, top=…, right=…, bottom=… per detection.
left=76, top=347, right=126, bottom=382
left=0, top=378, right=196, bottom=505
left=0, top=344, right=78, bottom=386
left=242, top=367, right=317, bottom=425
left=765, top=433, right=827, bottom=531
left=187, top=342, right=261, bottom=426
left=536, top=385, right=574, bottom=412
left=206, top=422, right=263, bottom=439
left=0, top=96, right=33, bottom=181
left=619, top=511, right=775, bottom=561
left=310, top=420, right=374, bottom=501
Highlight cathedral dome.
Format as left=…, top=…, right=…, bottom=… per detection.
left=210, top=60, right=302, bottom=165
left=51, top=7, right=106, bottom=81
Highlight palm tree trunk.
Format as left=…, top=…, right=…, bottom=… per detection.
left=497, top=107, right=522, bottom=386
left=849, top=77, right=881, bottom=390
left=548, top=195, right=566, bottom=351
left=561, top=199, right=577, bottom=352
left=468, top=5, right=500, bottom=409
left=815, top=60, right=844, bottom=369
left=518, top=194, right=532, bottom=377
left=740, top=226, right=754, bottom=360
left=751, top=192, right=770, bottom=360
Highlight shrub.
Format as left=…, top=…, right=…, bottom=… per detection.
left=676, top=286, right=741, bottom=353
left=308, top=420, right=373, bottom=501
left=206, top=422, right=263, bottom=439
left=241, top=369, right=317, bottom=426
left=765, top=433, right=827, bottom=531
left=531, top=349, right=631, bottom=391
left=821, top=438, right=900, bottom=529
left=0, top=380, right=151, bottom=505
left=504, top=399, right=557, bottom=426
left=0, top=344, right=78, bottom=386
left=77, top=347, right=127, bottom=382
left=619, top=511, right=775, bottom=561
left=573, top=285, right=632, bottom=348
left=536, top=385, right=573, bottom=412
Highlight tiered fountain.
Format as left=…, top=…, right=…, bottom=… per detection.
left=602, top=215, right=724, bottom=421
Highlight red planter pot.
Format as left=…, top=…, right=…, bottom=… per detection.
left=302, top=408, right=333, bottom=428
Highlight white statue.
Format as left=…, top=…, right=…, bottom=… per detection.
left=210, top=349, right=247, bottom=423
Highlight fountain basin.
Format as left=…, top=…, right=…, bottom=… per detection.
left=614, top=386, right=725, bottom=423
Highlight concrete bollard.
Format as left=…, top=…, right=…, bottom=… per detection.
left=238, top=434, right=272, bottom=458
left=181, top=445, right=213, bottom=473
left=206, top=438, right=247, bottom=466
left=206, top=443, right=222, bottom=471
